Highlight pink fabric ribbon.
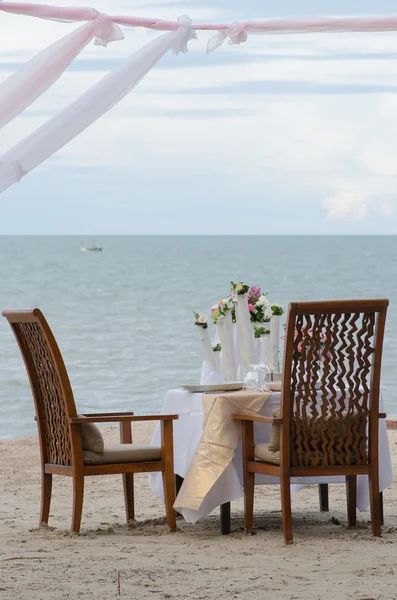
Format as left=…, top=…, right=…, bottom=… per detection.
left=92, top=13, right=124, bottom=47
left=207, top=21, right=247, bottom=53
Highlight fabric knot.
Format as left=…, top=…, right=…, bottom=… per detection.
left=93, top=14, right=124, bottom=47
left=227, top=21, right=248, bottom=45
left=207, top=21, right=248, bottom=53
left=171, top=15, right=197, bottom=55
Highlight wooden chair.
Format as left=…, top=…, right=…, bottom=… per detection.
left=234, top=299, right=388, bottom=544
left=2, top=308, right=178, bottom=534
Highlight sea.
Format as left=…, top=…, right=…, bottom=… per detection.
left=0, top=235, right=396, bottom=439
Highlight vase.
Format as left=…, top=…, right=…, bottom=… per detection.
left=213, top=349, right=221, bottom=374
left=217, top=314, right=237, bottom=381
left=196, top=325, right=217, bottom=372
left=259, top=334, right=271, bottom=366
left=270, top=315, right=281, bottom=374
left=235, top=293, right=255, bottom=374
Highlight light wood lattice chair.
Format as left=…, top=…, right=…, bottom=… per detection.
left=2, top=309, right=178, bottom=533
left=234, top=299, right=388, bottom=544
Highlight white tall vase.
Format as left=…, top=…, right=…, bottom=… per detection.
left=259, top=334, right=271, bottom=366
left=196, top=326, right=217, bottom=372
left=270, top=315, right=281, bottom=373
left=217, top=314, right=237, bottom=381
left=235, top=293, right=255, bottom=372
left=213, top=349, right=221, bottom=374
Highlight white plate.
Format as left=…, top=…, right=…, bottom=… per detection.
left=268, top=381, right=282, bottom=392
left=181, top=382, right=245, bottom=393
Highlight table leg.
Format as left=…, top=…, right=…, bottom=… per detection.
left=175, top=474, right=184, bottom=496
left=319, top=484, right=329, bottom=512
left=220, top=502, right=231, bottom=535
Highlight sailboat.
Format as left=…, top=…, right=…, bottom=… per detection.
left=80, top=239, right=103, bottom=252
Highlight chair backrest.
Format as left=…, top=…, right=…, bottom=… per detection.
left=2, top=309, right=78, bottom=466
left=281, top=299, right=388, bottom=468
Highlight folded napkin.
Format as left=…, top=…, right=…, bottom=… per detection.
left=200, top=360, right=225, bottom=385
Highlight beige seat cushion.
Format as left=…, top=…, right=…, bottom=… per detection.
left=268, top=409, right=281, bottom=452
left=79, top=416, right=104, bottom=454
left=83, top=444, right=162, bottom=465
left=254, top=443, right=280, bottom=465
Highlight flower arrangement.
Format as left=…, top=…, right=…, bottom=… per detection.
left=232, top=282, right=283, bottom=324
left=253, top=324, right=270, bottom=338
left=230, top=281, right=249, bottom=295
left=296, top=328, right=327, bottom=356
left=283, top=327, right=327, bottom=359
left=271, top=304, right=284, bottom=316
left=192, top=281, right=284, bottom=379
left=193, top=312, right=209, bottom=329
left=204, top=282, right=283, bottom=324
left=211, top=297, right=234, bottom=324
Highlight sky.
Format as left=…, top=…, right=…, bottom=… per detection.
left=1, top=0, right=397, bottom=234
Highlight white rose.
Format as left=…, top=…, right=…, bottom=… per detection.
left=257, top=294, right=271, bottom=309
left=225, top=297, right=234, bottom=310
left=264, top=306, right=273, bottom=319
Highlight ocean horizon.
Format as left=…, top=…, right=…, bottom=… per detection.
left=1, top=234, right=396, bottom=439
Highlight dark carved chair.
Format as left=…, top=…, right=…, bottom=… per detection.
left=3, top=308, right=178, bottom=533
left=234, top=299, right=388, bottom=544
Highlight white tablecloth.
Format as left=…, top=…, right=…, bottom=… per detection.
left=149, top=389, right=393, bottom=524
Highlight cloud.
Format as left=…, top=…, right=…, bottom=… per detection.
left=323, top=177, right=397, bottom=221
left=323, top=190, right=369, bottom=220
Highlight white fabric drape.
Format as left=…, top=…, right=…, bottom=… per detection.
left=0, top=17, right=123, bottom=130
left=0, top=16, right=195, bottom=193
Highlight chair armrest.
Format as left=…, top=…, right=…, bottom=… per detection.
left=233, top=414, right=283, bottom=424
left=70, top=414, right=178, bottom=424
left=79, top=412, right=135, bottom=417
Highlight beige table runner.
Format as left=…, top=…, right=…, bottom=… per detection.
left=174, top=389, right=271, bottom=512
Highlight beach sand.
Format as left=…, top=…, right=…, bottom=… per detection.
left=1, top=423, right=397, bottom=600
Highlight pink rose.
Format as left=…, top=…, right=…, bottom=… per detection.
left=248, top=303, right=255, bottom=312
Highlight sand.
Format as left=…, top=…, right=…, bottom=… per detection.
left=1, top=422, right=397, bottom=600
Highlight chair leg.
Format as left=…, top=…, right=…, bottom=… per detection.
left=241, top=421, right=255, bottom=534
left=346, top=475, right=357, bottom=528
left=39, top=472, right=52, bottom=526
left=369, top=470, right=382, bottom=537
left=119, top=421, right=134, bottom=522
left=161, top=420, right=176, bottom=532
left=318, top=484, right=329, bottom=512
left=123, top=474, right=134, bottom=522
left=71, top=473, right=84, bottom=533
left=162, top=469, right=176, bottom=532
left=244, top=473, right=255, bottom=534
left=280, top=473, right=293, bottom=544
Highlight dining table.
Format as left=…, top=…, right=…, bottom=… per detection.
left=149, top=387, right=393, bottom=533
